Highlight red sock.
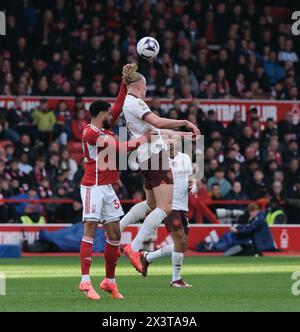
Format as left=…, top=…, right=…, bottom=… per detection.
left=80, top=239, right=93, bottom=276
left=104, top=242, right=119, bottom=279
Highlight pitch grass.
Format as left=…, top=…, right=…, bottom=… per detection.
left=0, top=256, right=300, bottom=312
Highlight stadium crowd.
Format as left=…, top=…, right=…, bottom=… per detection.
left=1, top=0, right=300, bottom=99
left=0, top=0, right=300, bottom=224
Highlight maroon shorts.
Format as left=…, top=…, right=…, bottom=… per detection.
left=140, top=151, right=173, bottom=190
left=163, top=210, right=189, bottom=235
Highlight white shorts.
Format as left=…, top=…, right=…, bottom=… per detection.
left=80, top=184, right=124, bottom=224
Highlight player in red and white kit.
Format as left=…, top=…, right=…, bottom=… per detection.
left=79, top=74, right=151, bottom=300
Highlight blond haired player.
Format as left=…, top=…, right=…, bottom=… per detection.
left=120, top=64, right=200, bottom=272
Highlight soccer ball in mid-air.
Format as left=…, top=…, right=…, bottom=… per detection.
left=137, top=37, right=160, bottom=59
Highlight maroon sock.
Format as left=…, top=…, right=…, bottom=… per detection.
left=104, top=242, right=119, bottom=279
left=80, top=240, right=93, bottom=276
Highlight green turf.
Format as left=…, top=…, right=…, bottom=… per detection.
left=0, top=256, right=300, bottom=312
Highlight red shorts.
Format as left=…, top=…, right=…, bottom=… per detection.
left=163, top=210, right=189, bottom=235
left=140, top=151, right=173, bottom=190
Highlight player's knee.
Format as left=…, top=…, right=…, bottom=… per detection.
left=84, top=221, right=98, bottom=238
left=164, top=204, right=173, bottom=215
left=108, top=230, right=121, bottom=242
left=158, top=203, right=172, bottom=215
left=146, top=200, right=156, bottom=211
left=174, top=242, right=185, bottom=252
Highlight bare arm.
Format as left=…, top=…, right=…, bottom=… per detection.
left=144, top=112, right=187, bottom=129
left=144, top=113, right=200, bottom=135
left=160, top=129, right=194, bottom=138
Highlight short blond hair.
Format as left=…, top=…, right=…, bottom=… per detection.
left=122, top=63, right=144, bottom=85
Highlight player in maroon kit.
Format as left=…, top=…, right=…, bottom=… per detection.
left=79, top=75, right=151, bottom=300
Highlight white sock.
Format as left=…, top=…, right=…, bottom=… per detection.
left=81, top=274, right=90, bottom=282
left=131, top=208, right=167, bottom=252
left=146, top=244, right=174, bottom=262
left=120, top=201, right=151, bottom=231
left=107, top=278, right=116, bottom=284
left=172, top=252, right=184, bottom=282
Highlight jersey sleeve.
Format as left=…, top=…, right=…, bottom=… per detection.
left=85, top=128, right=101, bottom=145
left=111, top=80, right=127, bottom=123
left=132, top=99, right=152, bottom=120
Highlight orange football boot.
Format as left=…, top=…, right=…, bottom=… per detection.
left=123, top=244, right=142, bottom=273
left=100, top=278, right=124, bottom=299
left=79, top=281, right=100, bottom=300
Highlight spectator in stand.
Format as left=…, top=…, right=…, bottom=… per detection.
left=209, top=183, right=225, bottom=216
left=207, top=167, right=232, bottom=198
left=10, top=187, right=42, bottom=220
left=18, top=153, right=33, bottom=175
left=226, top=181, right=248, bottom=202
left=47, top=152, right=61, bottom=182
left=232, top=73, right=246, bottom=97
left=32, top=99, right=56, bottom=147
left=278, top=39, right=299, bottom=64
left=215, top=69, right=230, bottom=97
left=226, top=111, right=245, bottom=142
left=270, top=181, right=286, bottom=202
left=32, top=156, right=48, bottom=184
left=284, top=158, right=300, bottom=190
left=239, top=126, right=255, bottom=154
left=5, top=97, right=38, bottom=142
left=205, top=110, right=225, bottom=137
left=60, top=148, right=78, bottom=181
left=261, top=118, right=278, bottom=142
left=53, top=100, right=72, bottom=145
left=247, top=169, right=268, bottom=200
left=263, top=51, right=286, bottom=85
left=0, top=118, right=20, bottom=143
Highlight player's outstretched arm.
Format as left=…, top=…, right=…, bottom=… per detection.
left=160, top=129, right=196, bottom=138
left=97, top=130, right=152, bottom=153
left=143, top=112, right=200, bottom=135
left=111, top=80, right=127, bottom=124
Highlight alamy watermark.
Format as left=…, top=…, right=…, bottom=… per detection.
left=291, top=271, right=300, bottom=296
left=291, top=11, right=300, bottom=36
left=0, top=272, right=6, bottom=295
left=90, top=127, right=204, bottom=181
left=0, top=11, right=5, bottom=36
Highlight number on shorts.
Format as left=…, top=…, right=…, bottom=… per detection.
left=113, top=199, right=120, bottom=209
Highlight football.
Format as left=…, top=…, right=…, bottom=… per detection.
left=137, top=37, right=160, bottom=59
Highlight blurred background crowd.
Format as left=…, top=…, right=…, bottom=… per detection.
left=0, top=0, right=300, bottom=224
left=0, top=0, right=300, bottom=99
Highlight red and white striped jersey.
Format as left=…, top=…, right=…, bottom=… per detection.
left=81, top=124, right=119, bottom=186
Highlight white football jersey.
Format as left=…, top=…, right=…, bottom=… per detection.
left=169, top=152, right=193, bottom=211
left=123, top=94, right=167, bottom=162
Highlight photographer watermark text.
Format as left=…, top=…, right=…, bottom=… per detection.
left=0, top=272, right=6, bottom=295
left=291, top=271, right=300, bottom=296
left=0, top=11, right=5, bottom=35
